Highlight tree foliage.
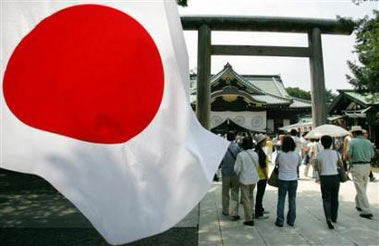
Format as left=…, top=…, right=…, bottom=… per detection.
left=177, top=0, right=188, bottom=7
left=285, top=87, right=311, bottom=100
left=346, top=10, right=379, bottom=93
left=351, top=0, right=378, bottom=5
left=286, top=87, right=337, bottom=102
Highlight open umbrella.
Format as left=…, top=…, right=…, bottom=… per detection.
left=305, top=124, right=349, bottom=139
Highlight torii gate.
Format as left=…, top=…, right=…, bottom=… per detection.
left=180, top=16, right=354, bottom=130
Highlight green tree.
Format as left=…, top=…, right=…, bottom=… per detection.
left=285, top=87, right=311, bottom=100
left=285, top=87, right=336, bottom=103
left=177, top=0, right=188, bottom=7
left=346, top=10, right=379, bottom=93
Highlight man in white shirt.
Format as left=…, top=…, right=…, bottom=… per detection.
left=310, top=139, right=323, bottom=181
left=290, top=129, right=302, bottom=156
left=290, top=129, right=302, bottom=178
left=234, top=137, right=259, bottom=226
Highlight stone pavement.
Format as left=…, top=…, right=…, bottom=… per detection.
left=198, top=165, right=379, bottom=246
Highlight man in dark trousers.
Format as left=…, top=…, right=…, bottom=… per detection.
left=220, top=131, right=242, bottom=221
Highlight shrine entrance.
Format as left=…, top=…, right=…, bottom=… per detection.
left=180, top=16, right=354, bottom=129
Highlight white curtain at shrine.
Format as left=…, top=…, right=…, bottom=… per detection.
left=210, top=111, right=267, bottom=132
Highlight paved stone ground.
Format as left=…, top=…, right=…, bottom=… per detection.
left=198, top=164, right=379, bottom=246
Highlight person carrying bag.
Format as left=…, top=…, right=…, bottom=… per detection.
left=234, top=137, right=259, bottom=226
left=268, top=154, right=279, bottom=188
left=219, top=131, right=242, bottom=220
left=315, top=135, right=343, bottom=230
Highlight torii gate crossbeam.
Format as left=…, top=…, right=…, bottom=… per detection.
left=180, top=16, right=354, bottom=130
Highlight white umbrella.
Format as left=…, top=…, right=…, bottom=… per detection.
left=305, top=124, right=349, bottom=139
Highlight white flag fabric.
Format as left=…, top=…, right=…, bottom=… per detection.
left=0, top=0, right=229, bottom=245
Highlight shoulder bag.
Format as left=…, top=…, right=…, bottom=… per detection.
left=336, top=151, right=348, bottom=183
left=268, top=153, right=279, bottom=187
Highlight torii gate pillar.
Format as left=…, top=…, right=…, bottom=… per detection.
left=309, top=27, right=327, bottom=128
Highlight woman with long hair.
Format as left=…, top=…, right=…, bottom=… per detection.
left=254, top=134, right=269, bottom=219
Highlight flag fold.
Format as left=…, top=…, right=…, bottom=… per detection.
left=1, top=0, right=228, bottom=244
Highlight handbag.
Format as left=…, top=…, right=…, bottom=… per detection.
left=337, top=166, right=348, bottom=183
left=246, top=150, right=277, bottom=187
left=268, top=165, right=279, bottom=187
left=336, top=151, right=348, bottom=183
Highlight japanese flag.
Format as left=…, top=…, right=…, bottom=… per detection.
left=0, top=0, right=228, bottom=245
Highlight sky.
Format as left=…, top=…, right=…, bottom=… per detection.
left=178, top=0, right=378, bottom=93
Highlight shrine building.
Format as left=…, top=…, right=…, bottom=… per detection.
left=190, top=63, right=312, bottom=135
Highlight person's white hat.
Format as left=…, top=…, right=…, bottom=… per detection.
left=350, top=125, right=363, bottom=132
left=255, top=133, right=267, bottom=144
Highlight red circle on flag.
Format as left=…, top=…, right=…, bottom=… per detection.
left=3, top=5, right=164, bottom=144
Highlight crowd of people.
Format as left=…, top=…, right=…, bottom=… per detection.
left=218, top=126, right=376, bottom=229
